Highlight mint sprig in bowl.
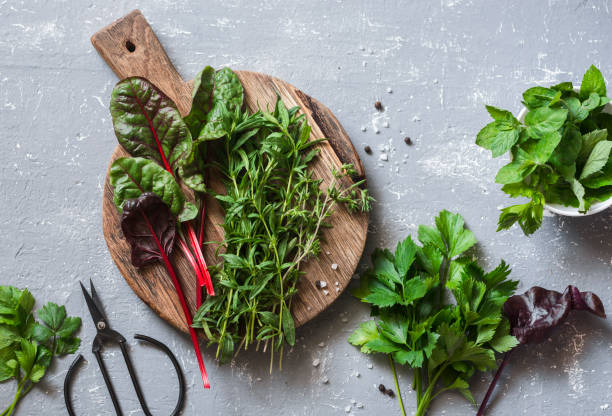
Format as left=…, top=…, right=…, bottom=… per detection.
left=476, top=65, right=612, bottom=235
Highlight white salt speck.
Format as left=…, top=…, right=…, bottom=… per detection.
left=367, top=363, right=373, bottom=369
left=359, top=45, right=365, bottom=51
left=319, top=342, right=325, bottom=347
left=336, top=287, right=340, bottom=292
left=368, top=48, right=374, bottom=54
left=433, top=79, right=439, bottom=84
left=412, top=116, right=421, bottom=122
left=331, top=263, right=338, bottom=270
left=374, top=128, right=380, bottom=134
left=601, top=404, right=609, bottom=410
left=323, top=289, right=329, bottom=296
left=377, top=163, right=384, bottom=167
left=326, top=251, right=331, bottom=255
left=362, top=61, right=367, bottom=67
left=307, top=306, right=312, bottom=311
left=312, top=358, right=321, bottom=367
left=355, top=372, right=360, bottom=378
left=256, top=377, right=262, bottom=381
left=386, top=87, right=393, bottom=93
left=383, top=121, right=389, bottom=128
left=380, top=153, right=388, bottom=161
left=345, top=406, right=351, bottom=413
left=356, top=403, right=364, bottom=409
left=335, top=282, right=339, bottom=286
left=341, top=317, right=348, bottom=323
left=322, top=376, right=329, bottom=384
left=361, top=126, right=367, bottom=132
left=319, top=281, right=328, bottom=288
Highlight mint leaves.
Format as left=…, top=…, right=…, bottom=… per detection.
left=476, top=65, right=612, bottom=235
left=0, top=286, right=81, bottom=416
left=349, top=211, right=517, bottom=416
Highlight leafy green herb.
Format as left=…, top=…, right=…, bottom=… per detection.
left=476, top=65, right=612, bottom=235
left=348, top=211, right=517, bottom=416
left=0, top=286, right=81, bottom=416
left=190, top=69, right=373, bottom=369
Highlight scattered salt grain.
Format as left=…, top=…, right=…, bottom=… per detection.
left=341, top=317, right=348, bottom=323
left=379, top=153, right=388, bottom=161
left=359, top=45, right=365, bottom=51
left=383, top=121, right=389, bottom=128
left=331, top=263, right=338, bottom=270
left=374, top=128, right=380, bottom=134
left=336, top=287, right=340, bottom=292
left=355, top=372, right=360, bottom=378
left=319, top=342, right=325, bottom=347
left=361, top=126, right=367, bottom=132
left=323, top=289, right=329, bottom=296
left=601, top=404, right=609, bottom=410
left=367, top=363, right=373, bottom=369
left=317, top=280, right=328, bottom=288
left=356, top=403, right=364, bottom=409
left=345, top=406, right=351, bottom=413
left=322, top=376, right=329, bottom=384
left=326, top=251, right=331, bottom=255
left=386, top=87, right=392, bottom=93
left=307, top=306, right=312, bottom=311
left=312, top=358, right=321, bottom=367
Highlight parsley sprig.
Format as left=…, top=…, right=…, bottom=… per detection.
left=0, top=286, right=81, bottom=416
left=477, top=65, right=612, bottom=235
left=349, top=211, right=517, bottom=416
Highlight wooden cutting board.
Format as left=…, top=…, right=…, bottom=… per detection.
left=93, top=10, right=368, bottom=334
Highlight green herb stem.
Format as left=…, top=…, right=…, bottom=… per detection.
left=389, top=355, right=407, bottom=416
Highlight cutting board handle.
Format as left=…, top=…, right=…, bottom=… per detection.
left=91, top=10, right=192, bottom=115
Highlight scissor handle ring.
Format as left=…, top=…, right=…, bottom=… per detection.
left=134, top=334, right=186, bottom=416
left=63, top=335, right=186, bottom=416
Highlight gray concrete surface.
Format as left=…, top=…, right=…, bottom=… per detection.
left=1, top=0, right=612, bottom=414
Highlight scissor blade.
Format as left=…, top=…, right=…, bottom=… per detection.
left=89, top=280, right=108, bottom=323
left=80, top=281, right=107, bottom=329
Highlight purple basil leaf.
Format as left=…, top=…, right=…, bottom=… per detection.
left=503, top=285, right=606, bottom=344
left=120, top=192, right=176, bottom=267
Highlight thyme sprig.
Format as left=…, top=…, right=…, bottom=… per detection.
left=193, top=97, right=372, bottom=369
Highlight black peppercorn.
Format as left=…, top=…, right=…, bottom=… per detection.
left=378, top=383, right=386, bottom=393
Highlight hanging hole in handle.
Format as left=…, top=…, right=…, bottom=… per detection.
left=125, top=40, right=136, bottom=53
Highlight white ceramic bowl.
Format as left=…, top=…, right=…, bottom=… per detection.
left=516, top=86, right=612, bottom=217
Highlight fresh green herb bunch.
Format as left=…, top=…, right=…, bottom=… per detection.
left=476, top=65, right=612, bottom=235
left=192, top=92, right=373, bottom=369
left=0, top=286, right=81, bottom=416
left=349, top=211, right=518, bottom=416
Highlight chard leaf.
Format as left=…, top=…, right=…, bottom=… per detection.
left=184, top=66, right=215, bottom=137
left=110, top=77, right=192, bottom=175
left=120, top=193, right=177, bottom=267
left=504, top=285, right=605, bottom=344
left=580, top=65, right=606, bottom=99
left=197, top=68, right=244, bottom=141
left=110, top=157, right=197, bottom=222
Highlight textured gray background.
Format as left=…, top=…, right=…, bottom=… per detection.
left=1, top=0, right=611, bottom=415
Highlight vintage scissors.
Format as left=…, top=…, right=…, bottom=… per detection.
left=63, top=280, right=185, bottom=416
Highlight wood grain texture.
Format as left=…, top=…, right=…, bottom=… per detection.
left=95, top=10, right=368, bottom=334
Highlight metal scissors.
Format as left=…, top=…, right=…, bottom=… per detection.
left=63, top=280, right=185, bottom=416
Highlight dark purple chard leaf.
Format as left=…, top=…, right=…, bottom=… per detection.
left=504, top=285, right=606, bottom=344
left=120, top=192, right=176, bottom=267
left=110, top=77, right=192, bottom=175
left=478, top=285, right=606, bottom=415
